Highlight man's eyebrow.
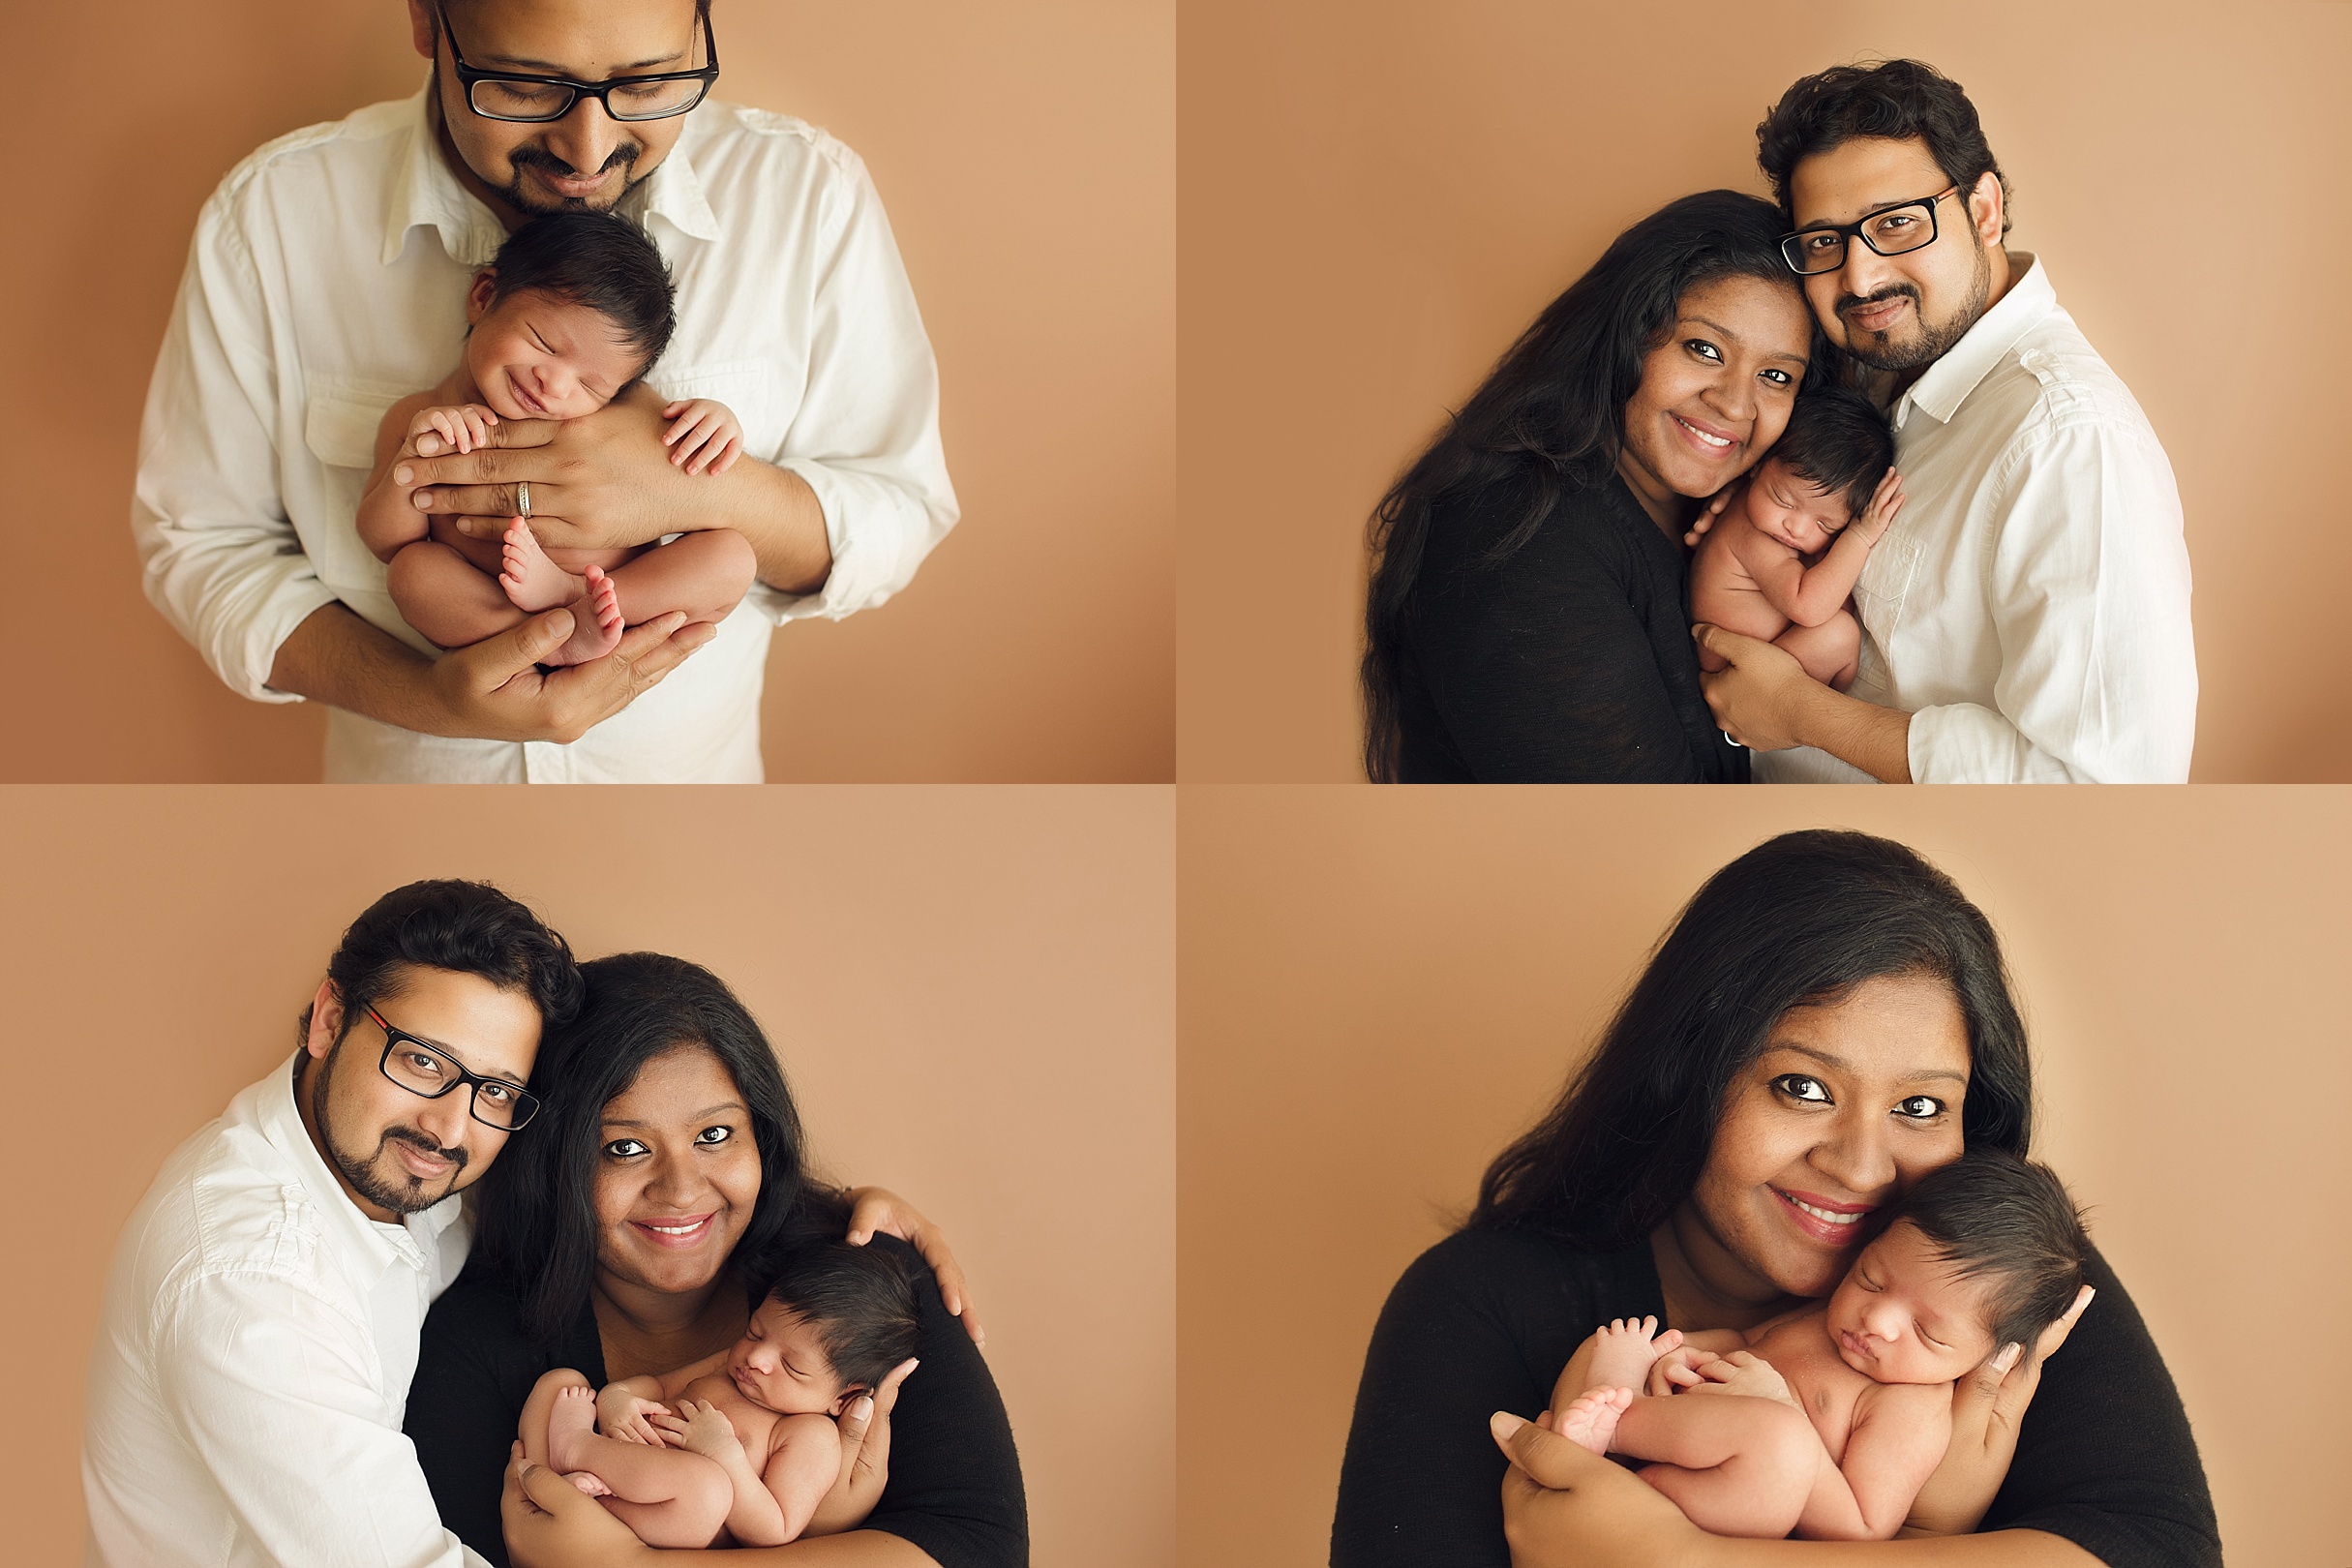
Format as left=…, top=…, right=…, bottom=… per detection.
left=387, top=1026, right=529, bottom=1086
left=474, top=48, right=690, bottom=75
left=1764, top=1041, right=1968, bottom=1085
left=1795, top=191, right=1945, bottom=231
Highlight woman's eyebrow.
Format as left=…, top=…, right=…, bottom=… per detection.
left=1764, top=1041, right=1966, bottom=1084
left=600, top=1101, right=748, bottom=1129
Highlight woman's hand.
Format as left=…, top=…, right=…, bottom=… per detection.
left=845, top=1186, right=985, bottom=1346
left=1904, top=1285, right=2096, bottom=1536
left=803, top=1356, right=920, bottom=1536
left=1493, top=1411, right=1718, bottom=1568
left=502, top=1441, right=655, bottom=1568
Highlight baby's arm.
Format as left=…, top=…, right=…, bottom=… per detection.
left=1794, top=1379, right=1952, bottom=1540
left=759, top=1413, right=849, bottom=1543
left=1735, top=468, right=1905, bottom=628
left=653, top=1401, right=832, bottom=1548
left=355, top=393, right=440, bottom=560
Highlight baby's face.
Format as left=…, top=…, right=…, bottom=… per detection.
left=726, top=1299, right=855, bottom=1417
left=1739, top=458, right=1855, bottom=555
left=464, top=282, right=645, bottom=423
left=1824, top=1220, right=2000, bottom=1385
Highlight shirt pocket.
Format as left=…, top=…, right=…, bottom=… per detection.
left=646, top=360, right=779, bottom=463
left=1851, top=514, right=1923, bottom=639
left=300, top=378, right=410, bottom=596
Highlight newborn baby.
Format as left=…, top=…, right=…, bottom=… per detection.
left=1552, top=1151, right=2090, bottom=1541
left=356, top=209, right=755, bottom=666
left=1690, top=386, right=1902, bottom=691
left=519, top=1242, right=920, bottom=1549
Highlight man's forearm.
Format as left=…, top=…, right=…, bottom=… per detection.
left=709, top=459, right=831, bottom=595
left=264, top=601, right=443, bottom=733
left=1794, top=683, right=1914, bottom=783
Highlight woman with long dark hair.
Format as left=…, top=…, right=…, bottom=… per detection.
left=1364, top=191, right=1826, bottom=781
left=1332, top=831, right=2217, bottom=1566
left=407, top=952, right=1025, bottom=1567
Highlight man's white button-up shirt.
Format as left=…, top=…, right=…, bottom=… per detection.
left=133, top=87, right=956, bottom=782
left=83, top=1055, right=485, bottom=1568
left=1754, top=255, right=2196, bottom=783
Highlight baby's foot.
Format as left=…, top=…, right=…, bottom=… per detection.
left=543, top=566, right=625, bottom=667
left=1554, top=1386, right=1633, bottom=1456
left=499, top=517, right=586, bottom=613
left=546, top=1384, right=601, bottom=1476
left=1586, top=1315, right=1681, bottom=1393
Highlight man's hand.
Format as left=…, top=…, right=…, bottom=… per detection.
left=423, top=607, right=713, bottom=743
left=392, top=385, right=831, bottom=593
left=1905, top=1285, right=2094, bottom=1536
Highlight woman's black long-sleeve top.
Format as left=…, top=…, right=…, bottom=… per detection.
left=406, top=1235, right=1027, bottom=1568
left=1330, top=1228, right=2217, bottom=1567
left=1393, top=468, right=1747, bottom=781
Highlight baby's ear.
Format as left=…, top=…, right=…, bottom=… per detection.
left=467, top=269, right=499, bottom=323
left=831, top=1383, right=870, bottom=1416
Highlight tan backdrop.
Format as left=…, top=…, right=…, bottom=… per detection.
left=3, top=0, right=1172, bottom=781
left=1177, top=0, right=2352, bottom=781
left=1180, top=787, right=2350, bottom=1566
left=0, top=785, right=1174, bottom=1567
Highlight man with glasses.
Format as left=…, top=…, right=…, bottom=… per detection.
left=1696, top=59, right=2196, bottom=782
left=84, top=881, right=582, bottom=1566
left=133, top=0, right=956, bottom=780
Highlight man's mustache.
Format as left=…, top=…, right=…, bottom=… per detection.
left=510, top=144, right=640, bottom=179
left=1836, top=285, right=1920, bottom=319
left=381, top=1125, right=467, bottom=1171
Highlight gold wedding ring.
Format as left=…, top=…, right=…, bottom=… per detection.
left=516, top=480, right=532, bottom=520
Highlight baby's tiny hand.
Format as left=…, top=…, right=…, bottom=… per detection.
left=595, top=1389, right=672, bottom=1447
left=1684, top=1349, right=1797, bottom=1408
left=408, top=403, right=499, bottom=457
left=1851, top=467, right=1905, bottom=546
left=652, top=1398, right=740, bottom=1461
left=662, top=398, right=745, bottom=476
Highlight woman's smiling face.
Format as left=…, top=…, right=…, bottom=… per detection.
left=592, top=1046, right=763, bottom=1299
left=1679, top=970, right=1972, bottom=1303
left=1615, top=271, right=1812, bottom=527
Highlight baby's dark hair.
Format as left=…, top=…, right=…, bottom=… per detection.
left=1893, top=1149, right=2090, bottom=1352
left=762, top=1241, right=920, bottom=1394
left=1769, top=386, right=1893, bottom=522
left=480, top=210, right=677, bottom=382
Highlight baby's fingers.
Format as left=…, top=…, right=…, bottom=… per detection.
left=710, top=437, right=741, bottom=475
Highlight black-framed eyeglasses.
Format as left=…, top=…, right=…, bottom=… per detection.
left=1779, top=186, right=1960, bottom=276
left=368, top=1006, right=543, bottom=1131
left=437, top=0, right=718, bottom=123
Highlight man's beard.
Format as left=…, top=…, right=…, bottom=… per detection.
left=313, top=1038, right=468, bottom=1216
left=1836, top=239, right=1993, bottom=373
left=499, top=142, right=646, bottom=215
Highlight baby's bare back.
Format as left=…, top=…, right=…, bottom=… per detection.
left=1689, top=516, right=1796, bottom=646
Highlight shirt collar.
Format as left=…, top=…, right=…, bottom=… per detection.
left=1891, top=252, right=2055, bottom=430
left=383, top=80, right=723, bottom=267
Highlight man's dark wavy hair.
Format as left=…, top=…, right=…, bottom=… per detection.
left=1362, top=191, right=1830, bottom=781
left=1756, top=59, right=2011, bottom=238
left=297, top=880, right=583, bottom=1054
left=1469, top=830, right=2033, bottom=1248
left=469, top=951, right=850, bottom=1343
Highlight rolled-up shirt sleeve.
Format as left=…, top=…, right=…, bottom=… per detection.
left=160, top=1272, right=489, bottom=1568
left=761, top=150, right=957, bottom=624
left=132, top=192, right=336, bottom=704
left=1908, top=419, right=2197, bottom=783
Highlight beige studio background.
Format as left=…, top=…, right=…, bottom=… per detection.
left=0, top=785, right=1174, bottom=1567
left=1180, top=786, right=2351, bottom=1567
left=4, top=0, right=1172, bottom=781
left=1178, top=0, right=2352, bottom=781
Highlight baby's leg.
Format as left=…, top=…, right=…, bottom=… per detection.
left=532, top=1380, right=732, bottom=1548
left=496, top=522, right=622, bottom=665
left=1691, top=590, right=1793, bottom=675
left=603, top=528, right=759, bottom=631
left=1775, top=609, right=1862, bottom=690
left=1608, top=1392, right=1818, bottom=1539
left=386, top=539, right=530, bottom=650
left=764, top=1412, right=846, bottom=1541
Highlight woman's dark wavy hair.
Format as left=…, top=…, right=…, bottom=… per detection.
left=1361, top=191, right=1827, bottom=781
left=1468, top=830, right=2033, bottom=1249
left=470, top=952, right=848, bottom=1344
